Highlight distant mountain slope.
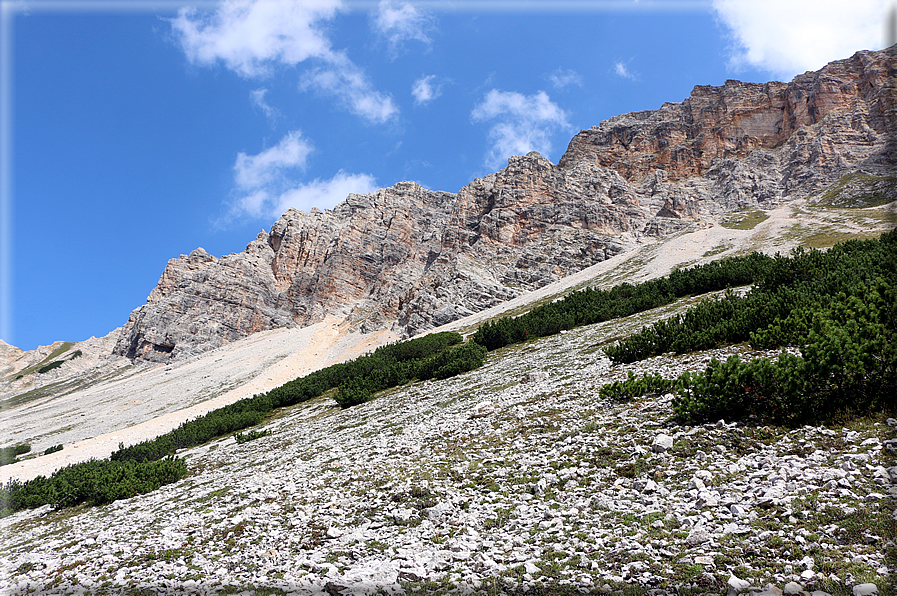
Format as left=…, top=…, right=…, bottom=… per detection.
left=109, top=46, right=896, bottom=363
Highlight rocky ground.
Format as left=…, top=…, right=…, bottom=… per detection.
left=2, top=292, right=894, bottom=596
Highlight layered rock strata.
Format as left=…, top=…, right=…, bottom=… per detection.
left=115, top=46, right=897, bottom=362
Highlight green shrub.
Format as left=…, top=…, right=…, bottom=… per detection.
left=599, top=371, right=677, bottom=402
left=233, top=429, right=269, bottom=444
left=0, top=444, right=31, bottom=466
left=605, top=231, right=897, bottom=364
left=668, top=277, right=896, bottom=424
left=0, top=456, right=188, bottom=515
left=333, top=340, right=487, bottom=409
left=37, top=360, right=65, bottom=374
left=43, top=444, right=63, bottom=455
left=471, top=251, right=774, bottom=351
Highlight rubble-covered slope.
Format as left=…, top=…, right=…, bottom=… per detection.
left=2, top=291, right=894, bottom=596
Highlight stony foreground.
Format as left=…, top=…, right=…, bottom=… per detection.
left=2, top=299, right=895, bottom=595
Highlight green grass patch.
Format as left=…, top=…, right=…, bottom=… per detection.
left=721, top=210, right=769, bottom=230
left=815, top=172, right=897, bottom=208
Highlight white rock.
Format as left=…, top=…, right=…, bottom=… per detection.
left=728, top=574, right=751, bottom=592
left=652, top=434, right=673, bottom=453
left=469, top=401, right=499, bottom=419
left=853, top=585, right=879, bottom=596
left=686, top=528, right=711, bottom=546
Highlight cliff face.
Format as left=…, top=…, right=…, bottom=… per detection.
left=114, top=47, right=897, bottom=363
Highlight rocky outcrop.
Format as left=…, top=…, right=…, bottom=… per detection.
left=114, top=46, right=897, bottom=362
left=560, top=47, right=895, bottom=189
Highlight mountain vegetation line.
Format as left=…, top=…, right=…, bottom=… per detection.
left=2, top=232, right=895, bottom=518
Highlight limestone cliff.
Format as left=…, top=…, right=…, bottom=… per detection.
left=114, top=46, right=897, bottom=362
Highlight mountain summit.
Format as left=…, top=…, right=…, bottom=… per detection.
left=108, top=46, right=895, bottom=363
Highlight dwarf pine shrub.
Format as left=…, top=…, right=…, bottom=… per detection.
left=606, top=231, right=897, bottom=364
left=0, top=456, right=188, bottom=516
left=0, top=444, right=31, bottom=466
left=632, top=276, right=897, bottom=424
left=471, top=251, right=774, bottom=351
left=233, top=429, right=269, bottom=444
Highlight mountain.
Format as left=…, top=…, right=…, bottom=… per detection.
left=1, top=48, right=896, bottom=596
left=110, top=46, right=896, bottom=364
left=1, top=47, right=895, bottom=449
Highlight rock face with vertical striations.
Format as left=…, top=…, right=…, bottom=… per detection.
left=113, top=46, right=897, bottom=362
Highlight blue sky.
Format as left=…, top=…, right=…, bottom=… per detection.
left=1, top=0, right=892, bottom=351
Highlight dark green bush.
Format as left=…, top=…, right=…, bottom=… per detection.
left=0, top=444, right=31, bottom=466
left=43, top=444, right=63, bottom=455
left=471, top=251, right=774, bottom=351
left=605, top=231, right=897, bottom=364
left=37, top=360, right=64, bottom=374
left=333, top=340, right=487, bottom=409
left=418, top=341, right=488, bottom=380
left=615, top=276, right=897, bottom=425
left=0, top=456, right=188, bottom=515
left=599, top=371, right=678, bottom=402
left=233, top=429, right=269, bottom=444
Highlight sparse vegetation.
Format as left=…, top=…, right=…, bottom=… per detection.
left=815, top=172, right=897, bottom=208
left=0, top=444, right=32, bottom=466
left=721, top=209, right=769, bottom=230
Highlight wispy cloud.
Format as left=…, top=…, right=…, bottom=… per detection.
left=170, top=0, right=398, bottom=123
left=712, top=0, right=891, bottom=79
left=250, top=88, right=280, bottom=122
left=231, top=130, right=378, bottom=219
left=300, top=53, right=399, bottom=124
left=613, top=61, right=637, bottom=80
left=169, top=0, right=342, bottom=78
left=234, top=130, right=313, bottom=195
left=471, top=89, right=570, bottom=169
left=269, top=172, right=380, bottom=216
left=411, top=74, right=442, bottom=105
left=372, top=0, right=434, bottom=55
left=548, top=67, right=582, bottom=89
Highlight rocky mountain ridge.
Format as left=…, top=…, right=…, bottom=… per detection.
left=109, top=46, right=896, bottom=363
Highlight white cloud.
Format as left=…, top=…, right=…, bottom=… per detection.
left=300, top=54, right=399, bottom=124
left=250, top=88, right=279, bottom=121
left=372, top=0, right=434, bottom=55
left=170, top=0, right=342, bottom=78
left=270, top=172, right=379, bottom=216
left=548, top=68, right=582, bottom=89
left=234, top=130, right=312, bottom=190
left=230, top=131, right=378, bottom=219
left=171, top=0, right=398, bottom=123
left=712, top=0, right=891, bottom=79
left=471, top=89, right=570, bottom=169
left=411, top=74, right=442, bottom=105
left=613, top=61, right=637, bottom=80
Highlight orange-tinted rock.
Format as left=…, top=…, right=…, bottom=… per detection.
left=113, top=47, right=897, bottom=362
